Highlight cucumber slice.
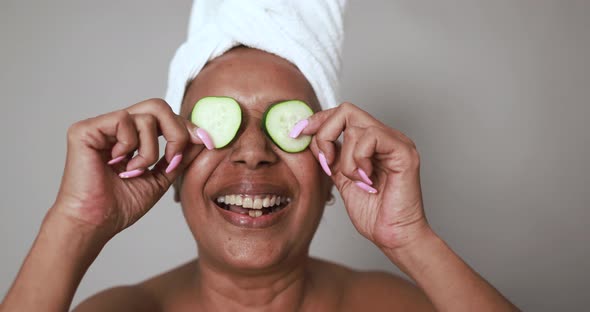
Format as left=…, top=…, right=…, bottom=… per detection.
left=263, top=100, right=314, bottom=153
left=191, top=96, right=242, bottom=148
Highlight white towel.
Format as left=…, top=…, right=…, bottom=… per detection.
left=164, top=0, right=347, bottom=114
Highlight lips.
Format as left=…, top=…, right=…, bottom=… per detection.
left=210, top=182, right=294, bottom=228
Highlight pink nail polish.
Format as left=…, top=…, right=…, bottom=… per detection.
left=107, top=155, right=126, bottom=165
left=357, top=168, right=373, bottom=185
left=165, top=154, right=183, bottom=174
left=289, top=119, right=309, bottom=138
left=119, top=168, right=145, bottom=179
left=354, top=181, right=378, bottom=194
left=196, top=128, right=214, bottom=150
left=318, top=152, right=332, bottom=176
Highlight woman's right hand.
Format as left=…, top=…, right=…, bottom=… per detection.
left=51, top=98, right=208, bottom=240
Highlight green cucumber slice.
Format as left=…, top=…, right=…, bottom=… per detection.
left=191, top=96, right=242, bottom=148
left=263, top=100, right=314, bottom=153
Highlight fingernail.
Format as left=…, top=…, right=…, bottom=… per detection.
left=318, top=151, right=332, bottom=176
left=107, top=155, right=126, bottom=165
left=165, top=154, right=183, bottom=174
left=119, top=168, right=145, bottom=179
left=195, top=128, right=214, bottom=150
left=289, top=119, right=309, bottom=138
left=357, top=168, right=373, bottom=185
left=354, top=181, right=378, bottom=194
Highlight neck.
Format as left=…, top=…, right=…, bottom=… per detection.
left=194, top=253, right=312, bottom=311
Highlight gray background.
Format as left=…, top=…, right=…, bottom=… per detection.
left=1, top=0, right=588, bottom=310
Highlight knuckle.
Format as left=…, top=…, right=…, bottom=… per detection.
left=66, top=121, right=85, bottom=140
left=364, top=126, right=382, bottom=140
left=139, top=151, right=158, bottom=164
left=366, top=125, right=380, bottom=134
left=404, top=146, right=421, bottom=169
left=343, top=128, right=355, bottom=141
left=146, top=98, right=172, bottom=113
left=135, top=113, right=157, bottom=127
left=339, top=102, right=356, bottom=111
left=113, top=109, right=131, bottom=121
left=67, top=119, right=102, bottom=147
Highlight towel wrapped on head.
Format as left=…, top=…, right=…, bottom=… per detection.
left=164, top=0, right=347, bottom=113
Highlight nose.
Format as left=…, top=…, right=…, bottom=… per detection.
left=229, top=117, right=278, bottom=169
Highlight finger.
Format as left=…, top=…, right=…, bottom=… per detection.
left=150, top=142, right=205, bottom=185
left=338, top=126, right=367, bottom=181
left=352, top=129, right=377, bottom=183
left=126, top=98, right=190, bottom=162
left=75, top=110, right=139, bottom=159
left=305, top=103, right=381, bottom=167
left=125, top=114, right=159, bottom=171
left=356, top=126, right=420, bottom=173
left=180, top=117, right=214, bottom=150
left=309, top=136, right=342, bottom=179
left=300, top=102, right=379, bottom=137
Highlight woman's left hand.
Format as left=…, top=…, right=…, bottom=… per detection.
left=298, top=102, right=430, bottom=251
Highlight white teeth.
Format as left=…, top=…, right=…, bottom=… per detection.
left=215, top=194, right=290, bottom=210
left=248, top=210, right=262, bottom=218
left=253, top=198, right=263, bottom=209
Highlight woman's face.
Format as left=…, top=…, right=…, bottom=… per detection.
left=177, top=47, right=332, bottom=270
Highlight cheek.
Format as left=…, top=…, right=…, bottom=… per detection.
left=289, top=151, right=329, bottom=197
left=178, top=152, right=226, bottom=228
left=286, top=152, right=330, bottom=224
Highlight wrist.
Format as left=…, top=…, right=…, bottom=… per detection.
left=381, top=225, right=442, bottom=271
left=44, top=206, right=113, bottom=249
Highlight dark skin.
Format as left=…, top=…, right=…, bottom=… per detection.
left=72, top=47, right=432, bottom=311
left=1, top=47, right=518, bottom=312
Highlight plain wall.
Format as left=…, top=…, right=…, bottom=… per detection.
left=1, top=1, right=588, bottom=310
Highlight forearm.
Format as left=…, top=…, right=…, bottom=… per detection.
left=384, top=228, right=519, bottom=312
left=1, top=209, right=108, bottom=312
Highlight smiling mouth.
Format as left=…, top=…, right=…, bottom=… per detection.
left=215, top=194, right=291, bottom=218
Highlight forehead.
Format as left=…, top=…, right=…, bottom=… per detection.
left=180, top=47, right=321, bottom=117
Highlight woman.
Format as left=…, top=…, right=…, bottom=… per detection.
left=1, top=46, right=518, bottom=311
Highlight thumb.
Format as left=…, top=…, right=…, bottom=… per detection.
left=149, top=143, right=204, bottom=190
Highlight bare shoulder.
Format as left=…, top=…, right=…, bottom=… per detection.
left=72, top=284, right=161, bottom=312
left=72, top=260, right=196, bottom=312
left=346, top=270, right=435, bottom=311
left=309, top=258, right=434, bottom=311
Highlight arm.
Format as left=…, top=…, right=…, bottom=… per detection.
left=384, top=227, right=519, bottom=312
left=1, top=99, right=205, bottom=312
left=299, top=102, right=519, bottom=311
left=1, top=211, right=107, bottom=312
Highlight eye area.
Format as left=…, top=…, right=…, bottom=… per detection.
left=190, top=96, right=242, bottom=149
left=191, top=97, right=313, bottom=153
left=262, top=100, right=313, bottom=153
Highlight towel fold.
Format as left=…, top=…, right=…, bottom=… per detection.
left=164, top=0, right=347, bottom=114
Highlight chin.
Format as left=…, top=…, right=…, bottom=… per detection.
left=200, top=236, right=299, bottom=273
